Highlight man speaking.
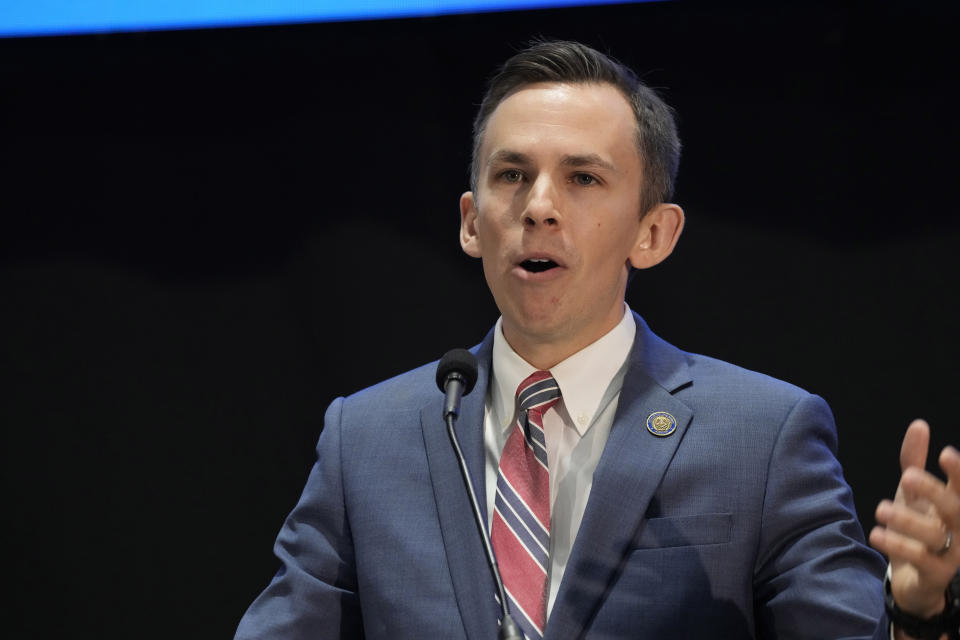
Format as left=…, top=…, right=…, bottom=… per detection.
left=235, top=41, right=960, bottom=639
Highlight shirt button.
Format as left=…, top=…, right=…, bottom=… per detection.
left=577, top=414, right=588, bottom=426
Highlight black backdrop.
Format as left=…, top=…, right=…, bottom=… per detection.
left=2, top=2, right=958, bottom=638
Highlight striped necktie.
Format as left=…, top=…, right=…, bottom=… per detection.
left=491, top=370, right=561, bottom=640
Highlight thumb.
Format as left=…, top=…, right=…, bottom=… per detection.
left=900, top=419, right=930, bottom=473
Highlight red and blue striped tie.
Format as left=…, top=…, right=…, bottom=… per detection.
left=492, top=370, right=561, bottom=640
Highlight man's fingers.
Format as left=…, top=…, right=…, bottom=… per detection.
left=940, top=445, right=960, bottom=493
left=869, top=526, right=928, bottom=566
left=872, top=423, right=960, bottom=620
left=900, top=419, right=930, bottom=473
left=875, top=499, right=951, bottom=551
left=870, top=526, right=952, bottom=578
left=900, top=466, right=960, bottom=532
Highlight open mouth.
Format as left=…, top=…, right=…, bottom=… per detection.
left=520, top=258, right=559, bottom=273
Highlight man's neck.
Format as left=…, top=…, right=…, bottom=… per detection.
left=502, top=308, right=628, bottom=370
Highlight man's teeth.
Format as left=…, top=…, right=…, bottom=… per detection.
left=521, top=258, right=558, bottom=273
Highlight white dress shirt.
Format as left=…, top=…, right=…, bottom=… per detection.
left=483, top=304, right=636, bottom=618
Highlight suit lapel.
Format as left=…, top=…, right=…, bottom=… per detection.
left=546, top=314, right=694, bottom=640
left=421, top=332, right=499, bottom=640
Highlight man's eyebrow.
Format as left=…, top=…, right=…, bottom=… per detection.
left=486, top=150, right=531, bottom=167
left=486, top=150, right=618, bottom=172
left=560, top=153, right=617, bottom=172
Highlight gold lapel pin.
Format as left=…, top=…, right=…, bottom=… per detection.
left=646, top=411, right=677, bottom=437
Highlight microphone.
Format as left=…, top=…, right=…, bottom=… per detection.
left=436, top=348, right=479, bottom=418
left=436, top=349, right=523, bottom=640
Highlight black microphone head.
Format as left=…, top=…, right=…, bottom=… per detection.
left=436, top=348, right=479, bottom=395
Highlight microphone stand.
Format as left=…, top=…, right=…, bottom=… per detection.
left=445, top=410, right=524, bottom=640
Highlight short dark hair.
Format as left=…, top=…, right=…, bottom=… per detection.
left=471, top=40, right=681, bottom=217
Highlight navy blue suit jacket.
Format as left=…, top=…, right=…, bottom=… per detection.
left=236, top=313, right=889, bottom=639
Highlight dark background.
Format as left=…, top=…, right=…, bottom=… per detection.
left=2, top=1, right=958, bottom=637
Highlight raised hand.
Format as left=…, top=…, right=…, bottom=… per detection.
left=870, top=419, right=960, bottom=622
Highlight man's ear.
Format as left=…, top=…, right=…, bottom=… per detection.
left=459, top=191, right=482, bottom=258
left=628, top=203, right=685, bottom=270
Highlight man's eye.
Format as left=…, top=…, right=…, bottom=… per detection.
left=573, top=173, right=597, bottom=186
left=500, top=169, right=523, bottom=183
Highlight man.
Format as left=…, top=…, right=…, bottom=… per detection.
left=236, top=41, right=960, bottom=639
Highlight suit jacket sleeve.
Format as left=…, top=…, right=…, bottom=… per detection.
left=234, top=397, right=364, bottom=639
left=751, top=392, right=890, bottom=639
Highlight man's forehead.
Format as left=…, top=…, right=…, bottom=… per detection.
left=489, top=81, right=633, bottom=120
left=496, top=79, right=629, bottom=109
left=478, top=81, right=639, bottom=170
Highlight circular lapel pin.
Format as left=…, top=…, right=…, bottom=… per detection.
left=646, top=411, right=677, bottom=437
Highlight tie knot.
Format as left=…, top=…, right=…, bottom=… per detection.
left=516, top=370, right=561, bottom=413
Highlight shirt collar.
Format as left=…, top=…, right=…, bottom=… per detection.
left=489, top=304, right=636, bottom=436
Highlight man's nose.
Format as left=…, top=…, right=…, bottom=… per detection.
left=522, top=175, right=561, bottom=228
